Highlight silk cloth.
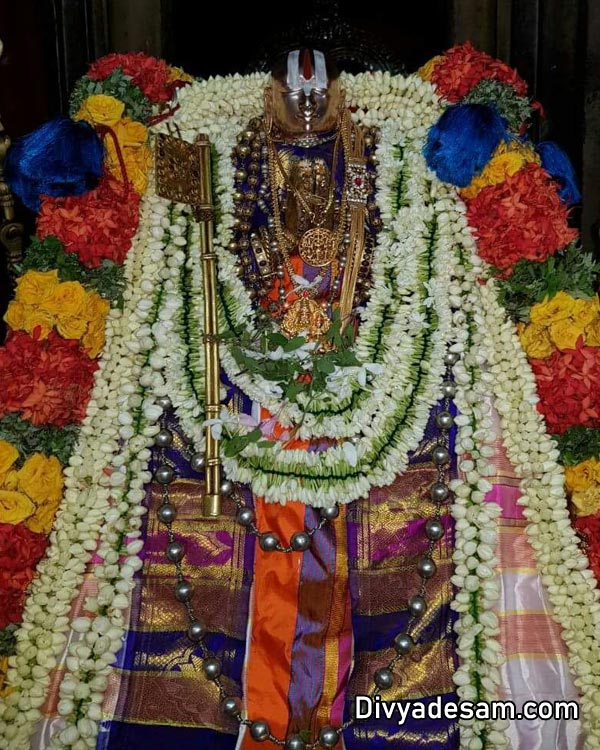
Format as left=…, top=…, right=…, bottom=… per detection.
left=27, top=393, right=583, bottom=750
left=484, top=397, right=582, bottom=750
left=87, top=398, right=460, bottom=750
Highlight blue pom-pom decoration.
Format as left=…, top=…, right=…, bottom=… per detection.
left=5, top=117, right=104, bottom=212
left=424, top=103, right=508, bottom=188
left=537, top=141, right=581, bottom=206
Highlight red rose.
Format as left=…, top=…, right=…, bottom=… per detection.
left=530, top=341, right=600, bottom=434
left=431, top=42, right=529, bottom=103
left=0, top=330, right=98, bottom=427
left=87, top=52, right=173, bottom=103
left=465, top=163, right=578, bottom=271
left=37, top=175, right=140, bottom=268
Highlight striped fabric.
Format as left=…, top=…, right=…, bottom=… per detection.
left=484, top=398, right=583, bottom=750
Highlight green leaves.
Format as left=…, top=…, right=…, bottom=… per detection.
left=222, top=308, right=365, bottom=411
left=69, top=69, right=152, bottom=123
left=0, top=414, right=79, bottom=464
left=554, top=425, right=600, bottom=466
left=18, top=235, right=125, bottom=306
left=0, top=624, right=17, bottom=657
left=464, top=79, right=533, bottom=131
left=222, top=428, right=262, bottom=457
left=494, top=243, right=599, bottom=323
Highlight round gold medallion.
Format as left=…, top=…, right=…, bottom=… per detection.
left=298, top=228, right=337, bottom=267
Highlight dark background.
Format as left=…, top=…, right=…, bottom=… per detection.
left=0, top=0, right=598, bottom=323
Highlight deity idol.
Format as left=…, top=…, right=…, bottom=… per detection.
left=0, top=44, right=599, bottom=750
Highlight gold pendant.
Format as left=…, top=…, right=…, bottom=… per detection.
left=281, top=297, right=331, bottom=340
left=298, top=228, right=337, bottom=268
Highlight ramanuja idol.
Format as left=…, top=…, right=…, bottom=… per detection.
left=0, top=43, right=598, bottom=750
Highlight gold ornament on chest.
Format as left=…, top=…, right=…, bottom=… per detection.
left=298, top=227, right=337, bottom=267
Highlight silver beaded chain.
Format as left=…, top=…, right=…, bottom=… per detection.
left=152, top=350, right=458, bottom=750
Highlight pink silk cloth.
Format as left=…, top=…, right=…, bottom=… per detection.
left=483, top=397, right=583, bottom=749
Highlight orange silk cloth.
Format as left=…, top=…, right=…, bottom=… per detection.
left=240, top=417, right=351, bottom=750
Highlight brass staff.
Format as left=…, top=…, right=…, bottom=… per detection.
left=155, top=130, right=222, bottom=516
left=194, top=135, right=222, bottom=517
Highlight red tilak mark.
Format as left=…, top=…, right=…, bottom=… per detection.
left=301, top=49, right=313, bottom=80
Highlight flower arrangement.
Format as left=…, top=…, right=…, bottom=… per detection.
left=0, top=43, right=599, bottom=750
left=37, top=176, right=141, bottom=268
left=0, top=52, right=191, bottom=704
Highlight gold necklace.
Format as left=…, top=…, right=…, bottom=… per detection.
left=271, top=135, right=341, bottom=227
left=266, top=122, right=349, bottom=270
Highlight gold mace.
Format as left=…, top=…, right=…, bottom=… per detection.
left=155, top=131, right=222, bottom=516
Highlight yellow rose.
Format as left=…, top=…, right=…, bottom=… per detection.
left=112, top=118, right=147, bottom=148
left=105, top=118, right=150, bottom=193
left=81, top=317, right=107, bottom=359
left=0, top=656, right=8, bottom=696
left=548, top=319, right=584, bottom=351
left=565, top=458, right=600, bottom=492
left=572, top=485, right=600, bottom=517
left=17, top=454, right=64, bottom=505
left=55, top=315, right=88, bottom=340
left=2, top=470, right=18, bottom=491
left=417, top=55, right=444, bottom=81
left=0, top=441, right=19, bottom=483
left=586, top=318, right=600, bottom=347
left=25, top=497, right=60, bottom=535
left=74, top=93, right=125, bottom=127
left=461, top=141, right=539, bottom=199
left=43, top=281, right=88, bottom=320
left=14, top=270, right=60, bottom=306
left=518, top=322, right=555, bottom=359
left=0, top=490, right=35, bottom=524
left=84, top=291, right=111, bottom=322
left=20, top=305, right=56, bottom=339
left=167, top=65, right=195, bottom=84
left=529, top=291, right=577, bottom=327
left=570, top=296, right=600, bottom=328
left=4, top=301, right=27, bottom=331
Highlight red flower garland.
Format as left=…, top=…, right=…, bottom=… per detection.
left=0, top=524, right=48, bottom=628
left=465, top=163, right=578, bottom=271
left=37, top=175, right=140, bottom=268
left=530, top=341, right=600, bottom=434
left=430, top=41, right=529, bottom=103
left=574, top=512, right=600, bottom=583
left=87, top=52, right=174, bottom=103
left=0, top=330, right=98, bottom=427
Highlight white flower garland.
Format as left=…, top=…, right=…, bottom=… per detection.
left=447, top=213, right=508, bottom=749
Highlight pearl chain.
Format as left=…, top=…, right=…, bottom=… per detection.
left=152, top=349, right=458, bottom=749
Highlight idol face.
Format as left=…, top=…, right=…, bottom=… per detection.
left=269, top=76, right=342, bottom=134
